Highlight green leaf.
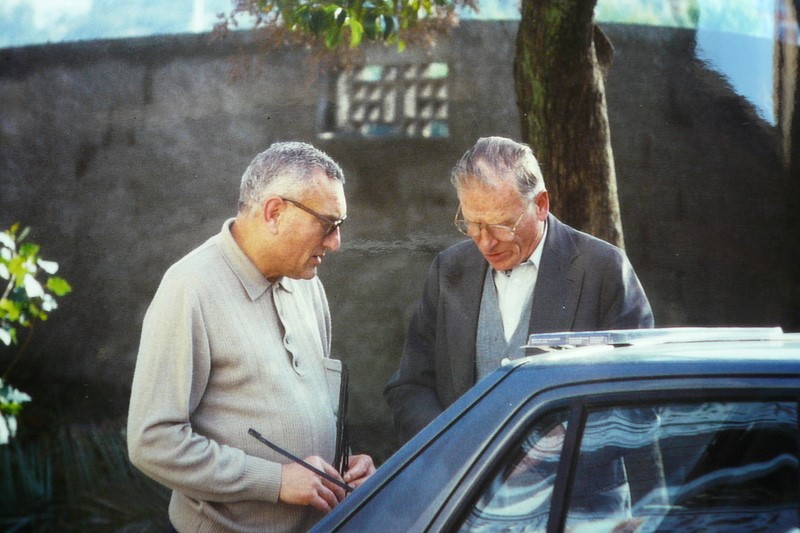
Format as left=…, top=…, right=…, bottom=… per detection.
left=325, top=31, right=343, bottom=48
left=18, top=242, right=40, bottom=260
left=294, top=4, right=311, bottom=26
left=348, top=17, right=364, bottom=47
left=47, top=276, right=72, bottom=297
left=0, top=298, right=20, bottom=321
left=27, top=301, right=44, bottom=321
left=8, top=256, right=27, bottom=282
left=0, top=402, right=24, bottom=417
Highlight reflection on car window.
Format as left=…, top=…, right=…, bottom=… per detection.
left=566, top=401, right=799, bottom=532
left=458, top=400, right=798, bottom=533
left=564, top=407, right=660, bottom=531
left=458, top=410, right=570, bottom=532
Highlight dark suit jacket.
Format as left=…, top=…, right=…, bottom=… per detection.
left=384, top=215, right=654, bottom=443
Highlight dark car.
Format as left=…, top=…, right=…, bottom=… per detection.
left=313, top=327, right=800, bottom=532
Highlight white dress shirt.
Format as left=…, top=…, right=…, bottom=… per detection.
left=493, top=221, right=548, bottom=341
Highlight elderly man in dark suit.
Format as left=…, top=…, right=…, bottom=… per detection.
left=385, top=136, right=654, bottom=443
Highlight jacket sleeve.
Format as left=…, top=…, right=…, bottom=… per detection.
left=599, top=248, right=654, bottom=330
left=384, top=255, right=447, bottom=444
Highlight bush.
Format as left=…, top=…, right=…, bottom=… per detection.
left=0, top=420, right=170, bottom=532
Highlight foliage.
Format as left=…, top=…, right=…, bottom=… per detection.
left=0, top=379, right=31, bottom=446
left=216, top=0, right=476, bottom=53
left=0, top=421, right=170, bottom=532
left=1, top=223, right=72, bottom=445
left=0, top=223, right=72, bottom=346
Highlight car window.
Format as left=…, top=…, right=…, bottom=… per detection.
left=457, top=400, right=798, bottom=533
left=458, top=410, right=570, bottom=532
left=566, top=401, right=799, bottom=532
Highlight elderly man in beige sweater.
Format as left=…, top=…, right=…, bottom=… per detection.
left=127, top=142, right=374, bottom=533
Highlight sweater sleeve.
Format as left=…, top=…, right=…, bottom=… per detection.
left=127, top=271, right=283, bottom=504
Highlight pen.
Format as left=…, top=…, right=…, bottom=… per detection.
left=248, top=428, right=355, bottom=493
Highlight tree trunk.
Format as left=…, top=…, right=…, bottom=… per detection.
left=514, top=0, right=624, bottom=248
left=775, top=0, right=800, bottom=329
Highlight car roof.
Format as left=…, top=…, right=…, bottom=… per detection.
left=524, top=326, right=787, bottom=349
left=511, top=327, right=800, bottom=379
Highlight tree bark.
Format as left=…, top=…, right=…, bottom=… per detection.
left=514, top=0, right=624, bottom=247
left=775, top=0, right=800, bottom=329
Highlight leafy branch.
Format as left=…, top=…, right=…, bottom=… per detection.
left=0, top=223, right=72, bottom=445
left=215, top=0, right=475, bottom=53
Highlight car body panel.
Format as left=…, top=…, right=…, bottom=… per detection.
left=313, top=332, right=800, bottom=532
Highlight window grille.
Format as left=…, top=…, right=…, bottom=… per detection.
left=319, top=62, right=449, bottom=139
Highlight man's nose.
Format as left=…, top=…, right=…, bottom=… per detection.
left=324, top=226, right=342, bottom=251
left=473, top=226, right=497, bottom=249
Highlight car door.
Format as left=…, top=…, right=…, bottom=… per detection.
left=438, top=376, right=800, bottom=532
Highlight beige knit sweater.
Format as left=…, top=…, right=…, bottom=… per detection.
left=127, top=220, right=341, bottom=532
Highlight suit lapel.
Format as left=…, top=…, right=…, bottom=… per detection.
left=447, top=244, right=487, bottom=400
left=529, top=216, right=583, bottom=333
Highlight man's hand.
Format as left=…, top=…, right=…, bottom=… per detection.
left=279, top=456, right=347, bottom=513
left=343, top=454, right=376, bottom=489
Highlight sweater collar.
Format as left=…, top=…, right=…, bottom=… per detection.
left=218, top=218, right=293, bottom=300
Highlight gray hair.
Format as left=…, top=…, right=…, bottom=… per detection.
left=450, top=136, right=545, bottom=199
left=238, top=142, right=345, bottom=214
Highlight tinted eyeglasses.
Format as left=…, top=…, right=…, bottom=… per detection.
left=281, top=197, right=346, bottom=236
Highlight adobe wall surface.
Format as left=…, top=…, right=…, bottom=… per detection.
left=0, top=21, right=789, bottom=458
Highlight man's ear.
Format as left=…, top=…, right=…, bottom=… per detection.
left=262, top=196, right=284, bottom=233
left=535, top=190, right=550, bottom=220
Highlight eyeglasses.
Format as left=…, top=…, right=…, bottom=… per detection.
left=281, top=197, right=346, bottom=236
left=454, top=197, right=534, bottom=242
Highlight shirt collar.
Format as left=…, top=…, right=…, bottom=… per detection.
left=528, top=217, right=548, bottom=269
left=499, top=218, right=548, bottom=276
